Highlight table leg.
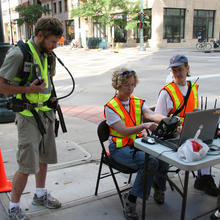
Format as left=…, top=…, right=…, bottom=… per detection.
left=142, top=153, right=149, bottom=220
left=181, top=171, right=189, bottom=220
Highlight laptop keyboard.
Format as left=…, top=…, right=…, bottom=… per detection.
left=155, top=138, right=180, bottom=151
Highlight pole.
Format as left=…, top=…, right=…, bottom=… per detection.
left=139, top=0, right=146, bottom=51
left=8, top=0, right=14, bottom=45
left=0, top=1, right=11, bottom=65
left=0, top=1, right=15, bottom=123
left=77, top=0, right=83, bottom=48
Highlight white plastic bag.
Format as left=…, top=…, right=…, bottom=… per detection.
left=177, top=138, right=209, bottom=162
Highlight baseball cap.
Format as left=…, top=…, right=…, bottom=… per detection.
left=169, top=55, right=188, bottom=68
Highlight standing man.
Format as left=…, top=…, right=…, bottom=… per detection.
left=0, top=17, right=64, bottom=220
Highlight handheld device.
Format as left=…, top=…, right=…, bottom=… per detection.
left=141, top=136, right=156, bottom=145
left=32, top=64, right=43, bottom=85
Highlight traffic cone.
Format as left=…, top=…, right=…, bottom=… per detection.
left=0, top=148, right=12, bottom=192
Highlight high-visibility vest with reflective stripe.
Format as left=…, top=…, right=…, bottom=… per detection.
left=15, top=40, right=52, bottom=116
left=104, top=95, right=143, bottom=148
left=162, top=81, right=198, bottom=123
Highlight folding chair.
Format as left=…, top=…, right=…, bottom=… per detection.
left=94, top=120, right=137, bottom=208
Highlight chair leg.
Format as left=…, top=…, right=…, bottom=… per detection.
left=108, top=165, right=125, bottom=208
left=95, top=153, right=104, bottom=196
left=192, top=171, right=197, bottom=178
left=128, top=173, right=132, bottom=184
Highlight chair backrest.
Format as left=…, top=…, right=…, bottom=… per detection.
left=97, top=120, right=110, bottom=143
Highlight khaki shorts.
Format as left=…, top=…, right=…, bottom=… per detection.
left=15, top=111, right=57, bottom=174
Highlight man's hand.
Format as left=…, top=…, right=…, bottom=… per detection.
left=27, top=79, right=46, bottom=93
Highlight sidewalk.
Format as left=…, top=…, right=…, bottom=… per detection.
left=0, top=46, right=220, bottom=220
left=0, top=106, right=220, bottom=220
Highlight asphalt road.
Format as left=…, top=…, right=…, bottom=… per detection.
left=53, top=46, right=220, bottom=109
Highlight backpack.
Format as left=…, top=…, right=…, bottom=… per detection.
left=16, top=40, right=55, bottom=86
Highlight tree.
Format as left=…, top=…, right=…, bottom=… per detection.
left=71, top=0, right=150, bottom=43
left=15, top=4, right=50, bottom=38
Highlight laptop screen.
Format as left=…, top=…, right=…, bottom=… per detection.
left=179, top=108, right=220, bottom=145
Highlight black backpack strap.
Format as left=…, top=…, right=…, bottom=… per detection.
left=173, top=81, right=192, bottom=116
left=17, top=40, right=33, bottom=86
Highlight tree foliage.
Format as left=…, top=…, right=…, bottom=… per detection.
left=71, top=0, right=150, bottom=31
left=15, top=4, right=50, bottom=27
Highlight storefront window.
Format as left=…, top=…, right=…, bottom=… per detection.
left=193, top=10, right=215, bottom=41
left=163, top=8, right=185, bottom=43
left=113, top=14, right=127, bottom=43
left=93, top=22, right=106, bottom=38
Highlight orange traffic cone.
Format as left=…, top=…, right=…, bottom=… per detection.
left=0, top=148, right=12, bottom=192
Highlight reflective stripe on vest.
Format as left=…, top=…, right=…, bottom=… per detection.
left=105, top=95, right=143, bottom=148
left=16, top=40, right=52, bottom=116
left=163, top=81, right=198, bottom=123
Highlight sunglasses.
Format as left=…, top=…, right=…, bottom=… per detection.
left=119, top=70, right=135, bottom=76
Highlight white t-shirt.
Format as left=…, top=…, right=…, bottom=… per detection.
left=155, top=83, right=188, bottom=116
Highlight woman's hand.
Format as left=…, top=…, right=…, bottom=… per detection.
left=142, top=122, right=158, bottom=132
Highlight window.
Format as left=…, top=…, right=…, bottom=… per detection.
left=93, top=22, right=106, bottom=38
left=113, top=14, right=127, bottom=43
left=43, top=4, right=50, bottom=15
left=59, top=1, right=62, bottom=13
left=53, top=2, right=57, bottom=14
left=64, top=0, right=68, bottom=12
left=163, top=8, right=185, bottom=43
left=193, top=10, right=215, bottom=41
left=135, top=9, right=152, bottom=42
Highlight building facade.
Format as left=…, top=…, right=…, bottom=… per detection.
left=2, top=0, right=220, bottom=48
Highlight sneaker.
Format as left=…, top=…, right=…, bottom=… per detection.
left=8, top=207, right=30, bottom=220
left=194, top=175, right=220, bottom=196
left=32, top=193, right=61, bottom=209
left=210, top=212, right=220, bottom=220
left=153, top=183, right=165, bottom=204
left=122, top=192, right=138, bottom=220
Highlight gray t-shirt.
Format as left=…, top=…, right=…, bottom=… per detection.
left=0, top=38, right=55, bottom=82
left=0, top=38, right=56, bottom=120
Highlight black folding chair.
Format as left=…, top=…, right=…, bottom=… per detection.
left=94, top=120, right=137, bottom=208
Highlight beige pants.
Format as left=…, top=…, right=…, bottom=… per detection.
left=15, top=111, right=57, bottom=174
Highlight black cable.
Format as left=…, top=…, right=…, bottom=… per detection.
left=157, top=149, right=174, bottom=158
left=52, top=52, right=75, bottom=101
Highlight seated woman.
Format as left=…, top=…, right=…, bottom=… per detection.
left=155, top=54, right=219, bottom=197
left=104, top=68, right=169, bottom=220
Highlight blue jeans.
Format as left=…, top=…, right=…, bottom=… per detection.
left=109, top=143, right=169, bottom=199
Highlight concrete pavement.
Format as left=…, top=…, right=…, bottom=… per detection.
left=0, top=45, right=220, bottom=220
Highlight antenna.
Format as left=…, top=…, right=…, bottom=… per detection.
left=214, top=98, right=217, bottom=109
left=201, top=96, right=203, bottom=110
left=205, top=96, right=207, bottom=110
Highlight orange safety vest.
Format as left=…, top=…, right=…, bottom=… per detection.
left=162, top=81, right=198, bottom=123
left=104, top=95, right=144, bottom=148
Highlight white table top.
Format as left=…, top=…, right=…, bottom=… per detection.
left=134, top=138, right=220, bottom=171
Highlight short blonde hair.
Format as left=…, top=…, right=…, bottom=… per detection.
left=112, top=68, right=138, bottom=90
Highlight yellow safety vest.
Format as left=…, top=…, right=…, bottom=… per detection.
left=104, top=95, right=143, bottom=148
left=15, top=40, right=52, bottom=116
left=162, top=81, right=198, bottom=123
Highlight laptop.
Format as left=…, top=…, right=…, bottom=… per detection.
left=154, top=108, right=220, bottom=151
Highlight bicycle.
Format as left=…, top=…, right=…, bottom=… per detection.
left=196, top=40, right=212, bottom=50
